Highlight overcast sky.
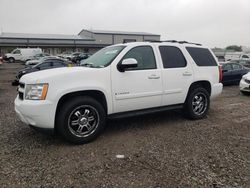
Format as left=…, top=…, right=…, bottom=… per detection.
left=0, top=0, right=249, bottom=48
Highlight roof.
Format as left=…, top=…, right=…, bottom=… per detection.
left=80, top=29, right=160, bottom=36
left=0, top=32, right=94, bottom=41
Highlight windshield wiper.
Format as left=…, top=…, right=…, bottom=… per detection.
left=81, top=62, right=94, bottom=67
left=81, top=63, right=104, bottom=68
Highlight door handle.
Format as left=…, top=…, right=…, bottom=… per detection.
left=148, top=75, right=160, bottom=79
left=182, top=72, right=192, bottom=76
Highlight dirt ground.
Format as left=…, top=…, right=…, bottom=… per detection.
left=0, top=62, right=249, bottom=188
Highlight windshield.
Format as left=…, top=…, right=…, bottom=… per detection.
left=81, top=45, right=125, bottom=68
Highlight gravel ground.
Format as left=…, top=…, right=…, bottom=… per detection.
left=0, top=62, right=249, bottom=188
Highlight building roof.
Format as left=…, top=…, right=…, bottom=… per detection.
left=79, top=29, right=160, bottom=36
left=0, top=32, right=94, bottom=41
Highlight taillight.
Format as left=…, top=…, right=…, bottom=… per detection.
left=218, top=65, right=223, bottom=83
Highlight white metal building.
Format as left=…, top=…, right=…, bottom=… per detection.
left=0, top=29, right=160, bottom=55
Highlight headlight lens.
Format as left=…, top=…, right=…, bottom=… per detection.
left=244, top=78, right=250, bottom=84
left=25, top=84, right=48, bottom=100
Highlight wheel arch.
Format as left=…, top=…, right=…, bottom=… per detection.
left=55, top=90, right=108, bottom=130
left=186, top=80, right=212, bottom=99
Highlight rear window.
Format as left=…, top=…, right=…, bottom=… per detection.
left=186, top=47, right=217, bottom=66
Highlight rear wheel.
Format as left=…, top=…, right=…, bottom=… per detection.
left=56, top=96, right=106, bottom=144
left=184, top=87, right=210, bottom=119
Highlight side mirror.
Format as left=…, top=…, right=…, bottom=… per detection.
left=117, top=58, right=138, bottom=72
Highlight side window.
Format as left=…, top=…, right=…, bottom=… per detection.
left=232, top=63, right=242, bottom=70
left=122, top=46, right=156, bottom=70
left=159, top=46, right=186, bottom=68
left=38, top=62, right=52, bottom=69
left=186, top=47, right=217, bottom=66
left=222, top=64, right=232, bottom=71
left=52, top=60, right=65, bottom=67
left=242, top=55, right=249, bottom=59
left=13, top=50, right=21, bottom=54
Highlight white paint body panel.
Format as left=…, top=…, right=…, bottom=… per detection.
left=15, top=42, right=223, bottom=129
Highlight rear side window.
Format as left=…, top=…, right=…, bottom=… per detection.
left=159, top=46, right=186, bottom=68
left=186, top=47, right=217, bottom=66
left=232, top=63, right=242, bottom=70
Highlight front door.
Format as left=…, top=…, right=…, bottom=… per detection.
left=111, top=46, right=163, bottom=113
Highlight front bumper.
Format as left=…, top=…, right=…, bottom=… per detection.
left=239, top=79, right=250, bottom=92
left=211, top=83, right=223, bottom=99
left=15, top=96, right=56, bottom=129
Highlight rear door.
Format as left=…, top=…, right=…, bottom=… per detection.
left=158, top=45, right=194, bottom=105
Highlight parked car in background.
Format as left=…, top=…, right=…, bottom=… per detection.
left=221, top=62, right=249, bottom=85
left=240, top=72, right=250, bottom=95
left=229, top=59, right=250, bottom=69
left=32, top=53, right=50, bottom=60
left=71, top=53, right=91, bottom=64
left=12, top=58, right=69, bottom=86
left=3, top=48, right=42, bottom=63
left=25, top=56, right=59, bottom=67
left=225, top=52, right=250, bottom=61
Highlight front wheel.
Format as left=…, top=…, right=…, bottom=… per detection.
left=241, top=91, right=250, bottom=96
left=56, top=96, right=106, bottom=144
left=8, top=57, right=15, bottom=63
left=184, top=87, right=210, bottom=119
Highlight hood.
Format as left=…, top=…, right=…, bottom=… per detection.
left=20, top=66, right=98, bottom=84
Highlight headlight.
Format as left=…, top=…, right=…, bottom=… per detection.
left=244, top=78, right=250, bottom=84
left=25, top=84, right=48, bottom=100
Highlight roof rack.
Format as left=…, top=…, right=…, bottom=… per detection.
left=178, top=41, right=202, bottom=46
left=149, top=40, right=201, bottom=46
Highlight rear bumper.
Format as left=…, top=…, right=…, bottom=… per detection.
left=211, top=83, right=223, bottom=99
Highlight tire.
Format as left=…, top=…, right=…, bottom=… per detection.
left=241, top=91, right=250, bottom=96
left=184, top=87, right=210, bottom=120
left=8, top=57, right=15, bottom=63
left=56, top=96, right=106, bottom=144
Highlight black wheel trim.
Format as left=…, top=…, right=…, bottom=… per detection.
left=67, top=105, right=100, bottom=138
left=192, top=92, right=208, bottom=116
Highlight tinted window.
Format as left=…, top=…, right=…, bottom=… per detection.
left=122, top=46, right=156, bottom=70
left=37, top=62, right=51, bottom=69
left=186, top=47, right=217, bottom=66
left=232, top=63, right=242, bottom=70
left=222, top=64, right=232, bottom=71
left=242, top=55, right=249, bottom=59
left=52, top=60, right=65, bottom=67
left=159, top=46, right=186, bottom=68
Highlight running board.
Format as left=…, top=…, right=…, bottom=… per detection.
left=108, top=104, right=183, bottom=119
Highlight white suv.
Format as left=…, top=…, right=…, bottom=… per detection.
left=15, top=41, right=223, bottom=144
